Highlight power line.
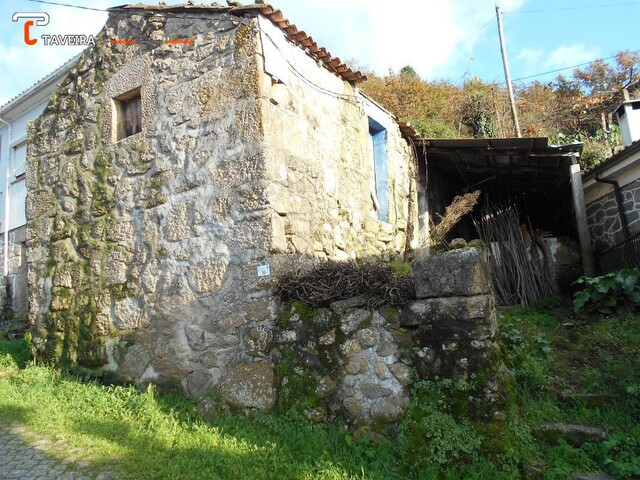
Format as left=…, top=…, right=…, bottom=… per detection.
left=25, top=0, right=108, bottom=12
left=468, top=15, right=495, bottom=40
left=507, top=50, right=640, bottom=83
left=23, top=0, right=640, bottom=88
left=504, top=1, right=639, bottom=14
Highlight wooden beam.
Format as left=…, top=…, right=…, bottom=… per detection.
left=569, top=156, right=596, bottom=276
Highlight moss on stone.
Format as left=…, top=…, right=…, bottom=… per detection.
left=275, top=345, right=319, bottom=412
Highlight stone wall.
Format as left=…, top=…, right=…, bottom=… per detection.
left=258, top=17, right=417, bottom=261
left=25, top=9, right=417, bottom=406
left=0, top=226, right=28, bottom=322
left=401, top=248, right=509, bottom=421
left=586, top=180, right=640, bottom=251
left=269, top=299, right=412, bottom=436
left=256, top=247, right=508, bottom=435
left=27, top=12, right=273, bottom=393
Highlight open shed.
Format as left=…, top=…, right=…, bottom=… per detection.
left=413, top=137, right=595, bottom=279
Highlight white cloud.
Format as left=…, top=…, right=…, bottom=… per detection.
left=516, top=47, right=544, bottom=74
left=265, top=0, right=528, bottom=79
left=514, top=43, right=601, bottom=80
left=546, top=43, right=601, bottom=70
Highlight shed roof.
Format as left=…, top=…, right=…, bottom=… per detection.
left=420, top=137, right=583, bottom=193
left=583, top=139, right=640, bottom=182
left=110, top=3, right=366, bottom=84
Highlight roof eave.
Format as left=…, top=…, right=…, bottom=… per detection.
left=0, top=54, right=80, bottom=120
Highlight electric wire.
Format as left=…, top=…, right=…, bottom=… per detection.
left=507, top=50, right=640, bottom=83
left=23, top=0, right=640, bottom=88
left=468, top=15, right=495, bottom=40
left=25, top=0, right=107, bottom=12
left=504, top=1, right=639, bottom=14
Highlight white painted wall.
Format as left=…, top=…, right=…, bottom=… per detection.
left=617, top=101, right=640, bottom=147
left=0, top=100, right=50, bottom=233
left=583, top=147, right=640, bottom=204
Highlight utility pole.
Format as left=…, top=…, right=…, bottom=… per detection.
left=495, top=5, right=522, bottom=138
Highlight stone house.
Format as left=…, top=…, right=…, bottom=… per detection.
left=25, top=3, right=418, bottom=407
left=583, top=88, right=640, bottom=272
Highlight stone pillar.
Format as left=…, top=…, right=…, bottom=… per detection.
left=401, top=247, right=509, bottom=421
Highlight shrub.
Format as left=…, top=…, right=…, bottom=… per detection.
left=573, top=268, right=640, bottom=314
left=601, top=433, right=640, bottom=479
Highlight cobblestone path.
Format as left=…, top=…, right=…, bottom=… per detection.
left=0, top=425, right=109, bottom=480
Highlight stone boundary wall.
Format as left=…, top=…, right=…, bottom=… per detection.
left=251, top=247, right=508, bottom=436
left=0, top=226, right=28, bottom=321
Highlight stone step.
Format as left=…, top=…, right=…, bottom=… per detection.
left=570, top=473, right=615, bottom=480
left=557, top=392, right=617, bottom=409
left=533, top=423, right=607, bottom=446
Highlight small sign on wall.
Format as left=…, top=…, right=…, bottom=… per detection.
left=257, top=264, right=271, bottom=277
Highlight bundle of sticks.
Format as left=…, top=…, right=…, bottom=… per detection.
left=474, top=204, right=555, bottom=306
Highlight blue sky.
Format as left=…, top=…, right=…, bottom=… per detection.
left=1, top=0, right=639, bottom=107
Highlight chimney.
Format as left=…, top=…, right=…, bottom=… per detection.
left=616, top=88, right=640, bottom=147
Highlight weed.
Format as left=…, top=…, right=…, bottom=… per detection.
left=573, top=268, right=640, bottom=314
left=600, top=432, right=640, bottom=479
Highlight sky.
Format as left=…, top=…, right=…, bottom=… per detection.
left=0, top=0, right=639, bottom=107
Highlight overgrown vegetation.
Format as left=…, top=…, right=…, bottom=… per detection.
left=275, top=261, right=415, bottom=308
left=1, top=297, right=639, bottom=479
left=573, top=267, right=640, bottom=314
left=359, top=50, right=640, bottom=170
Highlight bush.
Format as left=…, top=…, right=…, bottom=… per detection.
left=573, top=268, right=640, bottom=314
left=601, top=432, right=640, bottom=479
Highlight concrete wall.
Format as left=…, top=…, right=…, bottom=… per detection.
left=26, top=10, right=417, bottom=407
left=0, top=100, right=51, bottom=234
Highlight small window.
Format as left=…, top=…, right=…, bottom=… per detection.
left=114, top=88, right=142, bottom=141
left=12, top=142, right=27, bottom=180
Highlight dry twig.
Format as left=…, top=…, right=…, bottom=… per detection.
left=275, top=262, right=415, bottom=309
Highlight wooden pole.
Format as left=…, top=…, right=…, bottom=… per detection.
left=569, top=155, right=596, bottom=276
left=495, top=5, right=522, bottom=138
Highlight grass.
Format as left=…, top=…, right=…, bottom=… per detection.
left=1, top=298, right=639, bottom=479
left=0, top=339, right=394, bottom=480
left=498, top=297, right=640, bottom=479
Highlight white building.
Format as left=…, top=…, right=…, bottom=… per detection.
left=0, top=56, right=76, bottom=319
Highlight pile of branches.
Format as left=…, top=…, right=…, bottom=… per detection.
left=474, top=204, right=555, bottom=306
left=428, top=190, right=481, bottom=247
left=275, top=261, right=415, bottom=309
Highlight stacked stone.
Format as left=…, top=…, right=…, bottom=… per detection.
left=401, top=247, right=508, bottom=420
left=272, top=299, right=413, bottom=436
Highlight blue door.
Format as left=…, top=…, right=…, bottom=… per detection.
left=369, top=118, right=388, bottom=222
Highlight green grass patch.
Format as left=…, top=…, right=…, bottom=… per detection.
left=1, top=298, right=639, bottom=479
left=0, top=340, right=394, bottom=480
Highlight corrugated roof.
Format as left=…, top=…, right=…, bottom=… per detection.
left=420, top=137, right=583, bottom=156
left=110, top=3, right=366, bottom=84
left=583, top=139, right=640, bottom=180
left=0, top=54, right=80, bottom=115
left=418, top=137, right=584, bottom=192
